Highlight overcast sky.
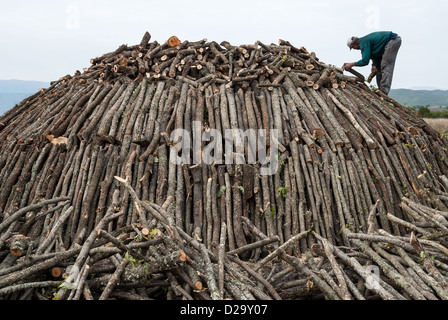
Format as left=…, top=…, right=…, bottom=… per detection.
left=1, top=0, right=447, bottom=90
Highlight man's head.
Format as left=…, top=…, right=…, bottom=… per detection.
left=347, top=37, right=360, bottom=50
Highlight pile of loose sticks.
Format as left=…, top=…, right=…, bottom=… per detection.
left=0, top=32, right=448, bottom=300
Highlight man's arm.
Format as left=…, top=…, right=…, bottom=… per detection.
left=371, top=57, right=381, bottom=69
left=343, top=62, right=356, bottom=70
left=355, top=44, right=371, bottom=67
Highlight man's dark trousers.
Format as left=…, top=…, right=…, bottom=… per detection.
left=376, top=36, right=402, bottom=95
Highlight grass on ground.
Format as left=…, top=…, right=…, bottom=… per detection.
left=423, top=118, right=448, bottom=134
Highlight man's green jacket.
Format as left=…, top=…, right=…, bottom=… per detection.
left=354, top=31, right=392, bottom=68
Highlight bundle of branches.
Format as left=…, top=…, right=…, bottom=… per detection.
left=0, top=31, right=448, bottom=300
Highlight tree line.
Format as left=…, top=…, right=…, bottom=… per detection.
left=410, top=105, right=448, bottom=118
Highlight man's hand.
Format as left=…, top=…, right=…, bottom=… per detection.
left=343, top=62, right=356, bottom=70
left=371, top=65, right=377, bottom=73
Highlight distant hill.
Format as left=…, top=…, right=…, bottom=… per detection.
left=389, top=89, right=448, bottom=108
left=0, top=93, right=37, bottom=116
left=0, top=80, right=50, bottom=116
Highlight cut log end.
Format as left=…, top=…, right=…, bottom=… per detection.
left=51, top=267, right=63, bottom=278
left=306, top=64, right=315, bottom=71
left=46, top=134, right=68, bottom=146
left=408, top=127, right=419, bottom=136
left=178, top=249, right=188, bottom=262
left=9, top=235, right=29, bottom=257
left=312, top=129, right=326, bottom=138
left=194, top=281, right=203, bottom=290
left=168, top=36, right=181, bottom=47
left=10, top=248, right=23, bottom=257
left=141, top=227, right=150, bottom=236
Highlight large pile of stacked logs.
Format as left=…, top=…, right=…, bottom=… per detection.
left=1, top=31, right=448, bottom=300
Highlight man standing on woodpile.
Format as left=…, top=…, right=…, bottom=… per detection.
left=344, top=31, right=401, bottom=95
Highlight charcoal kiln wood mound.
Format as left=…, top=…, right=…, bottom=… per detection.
left=1, top=31, right=448, bottom=300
